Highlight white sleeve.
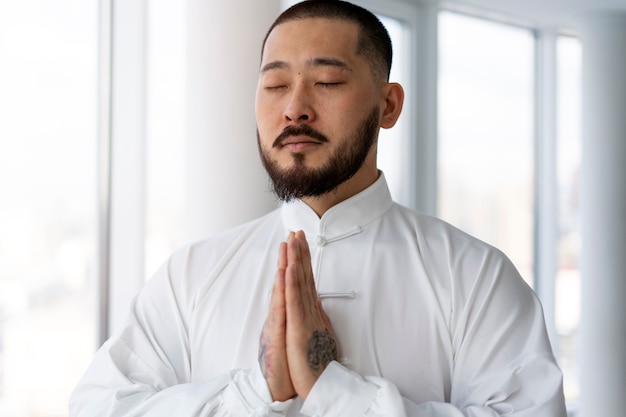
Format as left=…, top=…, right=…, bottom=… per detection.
left=301, top=353, right=565, bottom=417
left=300, top=253, right=567, bottom=417
left=69, top=353, right=291, bottom=416
left=69, top=253, right=292, bottom=417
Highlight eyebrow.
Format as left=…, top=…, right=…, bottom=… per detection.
left=260, top=57, right=353, bottom=73
left=311, top=57, right=353, bottom=72
left=260, top=60, right=289, bottom=73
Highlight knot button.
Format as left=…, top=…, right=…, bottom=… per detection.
left=315, top=235, right=327, bottom=246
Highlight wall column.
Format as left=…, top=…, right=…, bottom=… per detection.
left=578, top=12, right=626, bottom=417
left=185, top=0, right=281, bottom=241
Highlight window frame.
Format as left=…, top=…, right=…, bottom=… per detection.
left=100, top=1, right=579, bottom=413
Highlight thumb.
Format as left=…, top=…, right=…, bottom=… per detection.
left=318, top=299, right=332, bottom=328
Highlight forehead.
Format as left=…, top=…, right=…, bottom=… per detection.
left=262, top=18, right=361, bottom=68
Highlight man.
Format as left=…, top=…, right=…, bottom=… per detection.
left=70, top=1, right=567, bottom=416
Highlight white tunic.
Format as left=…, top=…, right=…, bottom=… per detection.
left=70, top=174, right=566, bottom=416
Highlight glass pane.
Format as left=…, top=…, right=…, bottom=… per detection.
left=145, top=0, right=187, bottom=280
left=376, top=15, right=411, bottom=207
left=438, top=12, right=535, bottom=285
left=0, top=1, right=98, bottom=416
left=555, top=35, right=582, bottom=406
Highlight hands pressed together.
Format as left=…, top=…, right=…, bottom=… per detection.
left=259, top=230, right=338, bottom=401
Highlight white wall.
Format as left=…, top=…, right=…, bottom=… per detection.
left=184, top=0, right=281, bottom=242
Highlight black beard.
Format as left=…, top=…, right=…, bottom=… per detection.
left=258, top=106, right=379, bottom=202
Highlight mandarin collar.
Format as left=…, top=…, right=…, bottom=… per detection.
left=281, top=172, right=393, bottom=246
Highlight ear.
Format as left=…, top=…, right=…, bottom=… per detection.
left=380, top=82, right=404, bottom=129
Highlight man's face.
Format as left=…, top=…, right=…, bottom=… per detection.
left=255, top=18, right=383, bottom=201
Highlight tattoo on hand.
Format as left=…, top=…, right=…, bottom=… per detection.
left=307, top=329, right=337, bottom=372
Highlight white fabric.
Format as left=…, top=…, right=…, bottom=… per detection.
left=70, top=173, right=566, bottom=417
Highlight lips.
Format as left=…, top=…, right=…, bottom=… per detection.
left=278, top=135, right=322, bottom=147
left=278, top=136, right=323, bottom=152
left=272, top=125, right=329, bottom=148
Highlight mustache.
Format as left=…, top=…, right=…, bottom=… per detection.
left=272, top=125, right=329, bottom=148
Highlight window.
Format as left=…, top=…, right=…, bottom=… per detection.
left=0, top=1, right=98, bottom=415
left=438, top=11, right=582, bottom=411
left=376, top=14, right=412, bottom=207
left=0, top=3, right=582, bottom=415
left=555, top=35, right=582, bottom=405
left=438, top=11, right=535, bottom=284
left=145, top=0, right=187, bottom=280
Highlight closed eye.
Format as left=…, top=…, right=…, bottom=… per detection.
left=265, top=85, right=287, bottom=91
left=316, top=82, right=342, bottom=88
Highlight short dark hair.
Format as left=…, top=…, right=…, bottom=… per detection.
left=261, top=0, right=393, bottom=81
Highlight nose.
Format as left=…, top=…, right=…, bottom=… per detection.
left=283, top=84, right=315, bottom=123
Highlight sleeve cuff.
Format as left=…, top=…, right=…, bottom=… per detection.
left=223, top=363, right=294, bottom=416
left=300, top=361, right=379, bottom=417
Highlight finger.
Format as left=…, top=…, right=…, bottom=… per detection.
left=264, top=243, right=287, bottom=359
left=295, top=232, right=320, bottom=315
left=260, top=241, right=296, bottom=401
left=295, top=231, right=317, bottom=297
left=286, top=235, right=324, bottom=329
left=285, top=234, right=306, bottom=320
left=289, top=232, right=313, bottom=296
left=270, top=242, right=288, bottom=317
left=278, top=236, right=288, bottom=269
left=288, top=233, right=316, bottom=315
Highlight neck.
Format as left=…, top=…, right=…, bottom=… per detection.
left=302, top=166, right=379, bottom=217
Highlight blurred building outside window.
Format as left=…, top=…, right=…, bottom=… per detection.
left=438, top=11, right=535, bottom=285
left=0, top=1, right=98, bottom=416
left=555, top=34, right=582, bottom=406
